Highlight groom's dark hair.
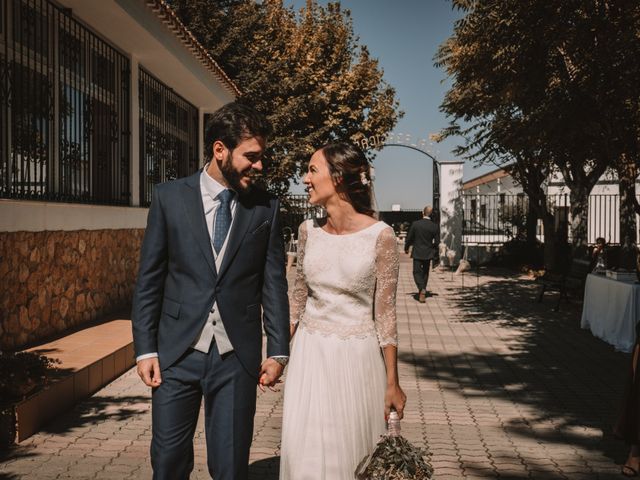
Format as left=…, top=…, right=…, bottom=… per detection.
left=204, top=102, right=272, bottom=157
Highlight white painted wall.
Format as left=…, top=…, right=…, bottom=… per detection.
left=466, top=175, right=524, bottom=195
left=0, top=200, right=148, bottom=232
left=439, top=161, right=464, bottom=265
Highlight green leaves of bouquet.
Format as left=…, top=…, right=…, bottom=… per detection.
left=356, top=411, right=433, bottom=480
left=356, top=435, right=433, bottom=480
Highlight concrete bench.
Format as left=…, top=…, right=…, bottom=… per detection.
left=15, top=319, right=135, bottom=442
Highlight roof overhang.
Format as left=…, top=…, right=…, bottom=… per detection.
left=463, top=167, right=511, bottom=190
left=56, top=0, right=239, bottom=111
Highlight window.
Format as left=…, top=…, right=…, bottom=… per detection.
left=139, top=68, right=198, bottom=206
left=1, top=0, right=130, bottom=204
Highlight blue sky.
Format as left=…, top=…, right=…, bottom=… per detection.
left=286, top=0, right=492, bottom=209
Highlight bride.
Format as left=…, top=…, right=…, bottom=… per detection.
left=280, top=143, right=406, bottom=479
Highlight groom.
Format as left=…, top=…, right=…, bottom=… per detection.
left=132, top=102, right=290, bottom=480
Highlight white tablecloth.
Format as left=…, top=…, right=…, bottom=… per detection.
left=580, top=273, right=640, bottom=352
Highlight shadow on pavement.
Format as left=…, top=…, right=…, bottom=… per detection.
left=40, top=395, right=150, bottom=435
left=0, top=445, right=37, bottom=465
left=249, top=456, right=279, bottom=480
left=401, top=271, right=630, bottom=465
left=0, top=473, right=21, bottom=480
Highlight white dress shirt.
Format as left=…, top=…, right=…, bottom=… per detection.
left=190, top=166, right=237, bottom=354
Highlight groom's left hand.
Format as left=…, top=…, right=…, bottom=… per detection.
left=258, top=358, right=284, bottom=392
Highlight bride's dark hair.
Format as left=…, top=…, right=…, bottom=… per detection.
left=321, top=142, right=375, bottom=217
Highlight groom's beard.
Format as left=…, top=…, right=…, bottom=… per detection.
left=220, top=153, right=254, bottom=195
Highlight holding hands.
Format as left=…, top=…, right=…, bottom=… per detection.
left=259, top=357, right=285, bottom=392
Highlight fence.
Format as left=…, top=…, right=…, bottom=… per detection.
left=0, top=0, right=131, bottom=205
left=378, top=210, right=423, bottom=233
left=462, top=193, right=634, bottom=246
left=279, top=195, right=421, bottom=240
left=280, top=194, right=321, bottom=240
left=139, top=68, right=199, bottom=207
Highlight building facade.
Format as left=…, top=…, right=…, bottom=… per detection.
left=462, top=166, right=640, bottom=245
left=0, top=0, right=238, bottom=349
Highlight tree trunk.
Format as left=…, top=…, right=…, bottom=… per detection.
left=527, top=192, right=561, bottom=271
left=555, top=157, right=609, bottom=260
left=618, top=159, right=638, bottom=244
left=569, top=189, right=590, bottom=259
left=526, top=198, right=538, bottom=245
left=541, top=213, right=561, bottom=271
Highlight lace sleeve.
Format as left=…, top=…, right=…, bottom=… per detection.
left=374, top=226, right=400, bottom=347
left=289, top=221, right=309, bottom=326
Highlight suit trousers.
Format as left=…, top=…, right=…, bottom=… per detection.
left=412, top=258, right=432, bottom=292
left=150, top=343, right=256, bottom=480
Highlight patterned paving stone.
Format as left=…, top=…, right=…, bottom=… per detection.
left=0, top=254, right=632, bottom=479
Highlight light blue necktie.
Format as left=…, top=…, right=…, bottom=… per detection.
left=213, top=189, right=234, bottom=255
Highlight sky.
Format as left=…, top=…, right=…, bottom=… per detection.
left=285, top=0, right=493, bottom=210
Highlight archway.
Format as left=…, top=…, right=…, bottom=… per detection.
left=355, top=134, right=465, bottom=264
left=354, top=135, right=441, bottom=216
left=368, top=143, right=441, bottom=223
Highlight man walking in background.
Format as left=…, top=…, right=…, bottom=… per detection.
left=404, top=205, right=440, bottom=303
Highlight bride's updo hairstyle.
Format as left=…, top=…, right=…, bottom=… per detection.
left=321, top=142, right=375, bottom=217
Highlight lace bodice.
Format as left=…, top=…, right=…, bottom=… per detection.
left=289, top=219, right=400, bottom=346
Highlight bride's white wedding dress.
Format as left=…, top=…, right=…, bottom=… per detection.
left=279, top=218, right=399, bottom=480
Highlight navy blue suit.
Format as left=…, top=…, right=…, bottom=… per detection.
left=132, top=171, right=289, bottom=479
left=405, top=217, right=440, bottom=293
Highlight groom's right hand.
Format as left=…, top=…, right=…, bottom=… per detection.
left=137, top=357, right=163, bottom=387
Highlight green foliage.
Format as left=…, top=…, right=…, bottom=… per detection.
left=169, top=0, right=402, bottom=196
left=0, top=351, right=59, bottom=405
left=356, top=435, right=433, bottom=480
left=436, top=0, right=640, bottom=250
left=0, top=351, right=59, bottom=449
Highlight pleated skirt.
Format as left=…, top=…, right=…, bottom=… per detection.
left=279, top=326, right=387, bottom=480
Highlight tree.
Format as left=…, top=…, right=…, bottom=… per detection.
left=436, top=0, right=640, bottom=260
left=169, top=0, right=402, bottom=196
left=548, top=0, right=640, bottom=245
left=583, top=2, right=640, bottom=243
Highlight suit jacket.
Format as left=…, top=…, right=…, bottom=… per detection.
left=404, top=217, right=440, bottom=261
left=131, top=171, right=290, bottom=378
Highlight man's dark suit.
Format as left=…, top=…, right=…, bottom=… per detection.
left=132, top=171, right=289, bottom=479
left=404, top=217, right=440, bottom=293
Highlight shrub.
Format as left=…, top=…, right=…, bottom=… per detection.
left=0, top=351, right=59, bottom=449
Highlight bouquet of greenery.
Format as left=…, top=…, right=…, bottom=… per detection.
left=355, top=411, right=433, bottom=480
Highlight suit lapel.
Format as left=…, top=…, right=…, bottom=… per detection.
left=183, top=172, right=217, bottom=278
left=217, top=195, right=255, bottom=281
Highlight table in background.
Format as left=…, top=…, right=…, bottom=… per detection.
left=580, top=273, right=639, bottom=353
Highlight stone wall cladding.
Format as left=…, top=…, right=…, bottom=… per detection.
left=0, top=229, right=144, bottom=350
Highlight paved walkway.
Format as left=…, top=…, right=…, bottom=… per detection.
left=0, top=253, right=632, bottom=479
